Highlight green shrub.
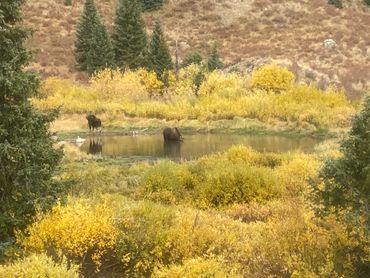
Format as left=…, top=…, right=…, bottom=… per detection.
left=0, top=253, right=79, bottom=277
left=140, top=160, right=195, bottom=204
left=64, top=0, right=72, bottom=6
left=139, top=148, right=282, bottom=208
left=181, top=51, right=203, bottom=67
left=365, top=0, right=370, bottom=7
left=193, top=163, right=279, bottom=208
left=115, top=201, right=179, bottom=277
left=328, top=0, right=343, bottom=8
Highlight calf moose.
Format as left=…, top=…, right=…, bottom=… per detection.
left=86, top=113, right=102, bottom=133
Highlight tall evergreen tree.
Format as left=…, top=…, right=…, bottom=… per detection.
left=112, top=0, right=148, bottom=69
left=312, top=94, right=370, bottom=276
left=0, top=0, right=63, bottom=242
left=148, top=20, right=173, bottom=78
left=313, top=94, right=370, bottom=227
left=206, top=44, right=223, bottom=71
left=75, top=0, right=114, bottom=75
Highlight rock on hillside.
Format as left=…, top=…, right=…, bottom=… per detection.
left=23, top=0, right=370, bottom=99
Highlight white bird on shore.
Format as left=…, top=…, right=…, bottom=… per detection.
left=51, top=132, right=58, bottom=141
left=76, top=136, right=86, bottom=143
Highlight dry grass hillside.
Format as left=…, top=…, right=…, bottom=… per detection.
left=23, top=0, right=370, bottom=99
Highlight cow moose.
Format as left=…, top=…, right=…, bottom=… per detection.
left=86, top=113, right=102, bottom=133
left=163, top=127, right=183, bottom=141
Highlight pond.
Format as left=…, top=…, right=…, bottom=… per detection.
left=78, top=134, right=321, bottom=161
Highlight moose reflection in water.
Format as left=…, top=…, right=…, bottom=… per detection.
left=79, top=134, right=320, bottom=160
left=163, top=140, right=182, bottom=159
left=88, top=136, right=103, bottom=155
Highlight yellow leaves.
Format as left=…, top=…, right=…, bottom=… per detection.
left=31, top=66, right=355, bottom=129
left=136, top=68, right=163, bottom=97
left=276, top=154, right=321, bottom=195
left=198, top=71, right=247, bottom=98
left=226, top=145, right=260, bottom=164
left=0, top=253, right=79, bottom=278
left=251, top=64, right=295, bottom=92
left=90, top=68, right=148, bottom=102
left=153, top=257, right=243, bottom=278
left=21, top=198, right=119, bottom=272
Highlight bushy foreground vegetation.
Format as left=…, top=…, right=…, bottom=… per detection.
left=5, top=145, right=364, bottom=277
left=33, top=65, right=355, bottom=129
left=0, top=253, right=79, bottom=278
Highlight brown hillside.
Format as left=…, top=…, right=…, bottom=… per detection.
left=23, top=0, right=370, bottom=99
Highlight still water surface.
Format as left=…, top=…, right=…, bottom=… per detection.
left=79, top=134, right=320, bottom=161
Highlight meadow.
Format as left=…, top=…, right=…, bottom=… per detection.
left=2, top=65, right=368, bottom=277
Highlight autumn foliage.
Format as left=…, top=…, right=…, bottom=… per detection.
left=33, top=66, right=355, bottom=129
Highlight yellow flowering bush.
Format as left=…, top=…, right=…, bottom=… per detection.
left=0, top=253, right=79, bottom=278
left=251, top=64, right=295, bottom=92
left=198, top=71, right=247, bottom=98
left=136, top=68, right=164, bottom=97
left=272, top=84, right=354, bottom=127
left=169, top=64, right=202, bottom=96
left=276, top=154, right=321, bottom=195
left=21, top=198, right=119, bottom=272
left=90, top=68, right=149, bottom=102
left=153, top=257, right=242, bottom=278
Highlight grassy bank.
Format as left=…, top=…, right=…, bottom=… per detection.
left=52, top=114, right=347, bottom=141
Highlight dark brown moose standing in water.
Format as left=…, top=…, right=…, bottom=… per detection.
left=163, top=127, right=183, bottom=141
left=86, top=113, right=102, bottom=133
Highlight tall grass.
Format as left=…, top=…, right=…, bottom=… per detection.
left=32, top=66, right=356, bottom=129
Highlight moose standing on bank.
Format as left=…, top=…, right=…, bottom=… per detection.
left=163, top=127, right=183, bottom=141
left=86, top=113, right=102, bottom=133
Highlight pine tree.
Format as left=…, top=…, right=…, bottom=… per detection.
left=312, top=94, right=370, bottom=276
left=0, top=0, right=63, bottom=242
left=140, top=0, right=163, bottom=11
left=75, top=0, right=114, bottom=75
left=314, top=95, right=370, bottom=226
left=206, top=44, right=223, bottom=71
left=364, top=0, right=370, bottom=7
left=148, top=20, right=173, bottom=78
left=112, top=0, right=148, bottom=69
left=181, top=51, right=203, bottom=68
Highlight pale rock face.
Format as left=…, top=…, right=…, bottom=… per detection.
left=323, top=39, right=337, bottom=48
left=179, top=41, right=190, bottom=51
